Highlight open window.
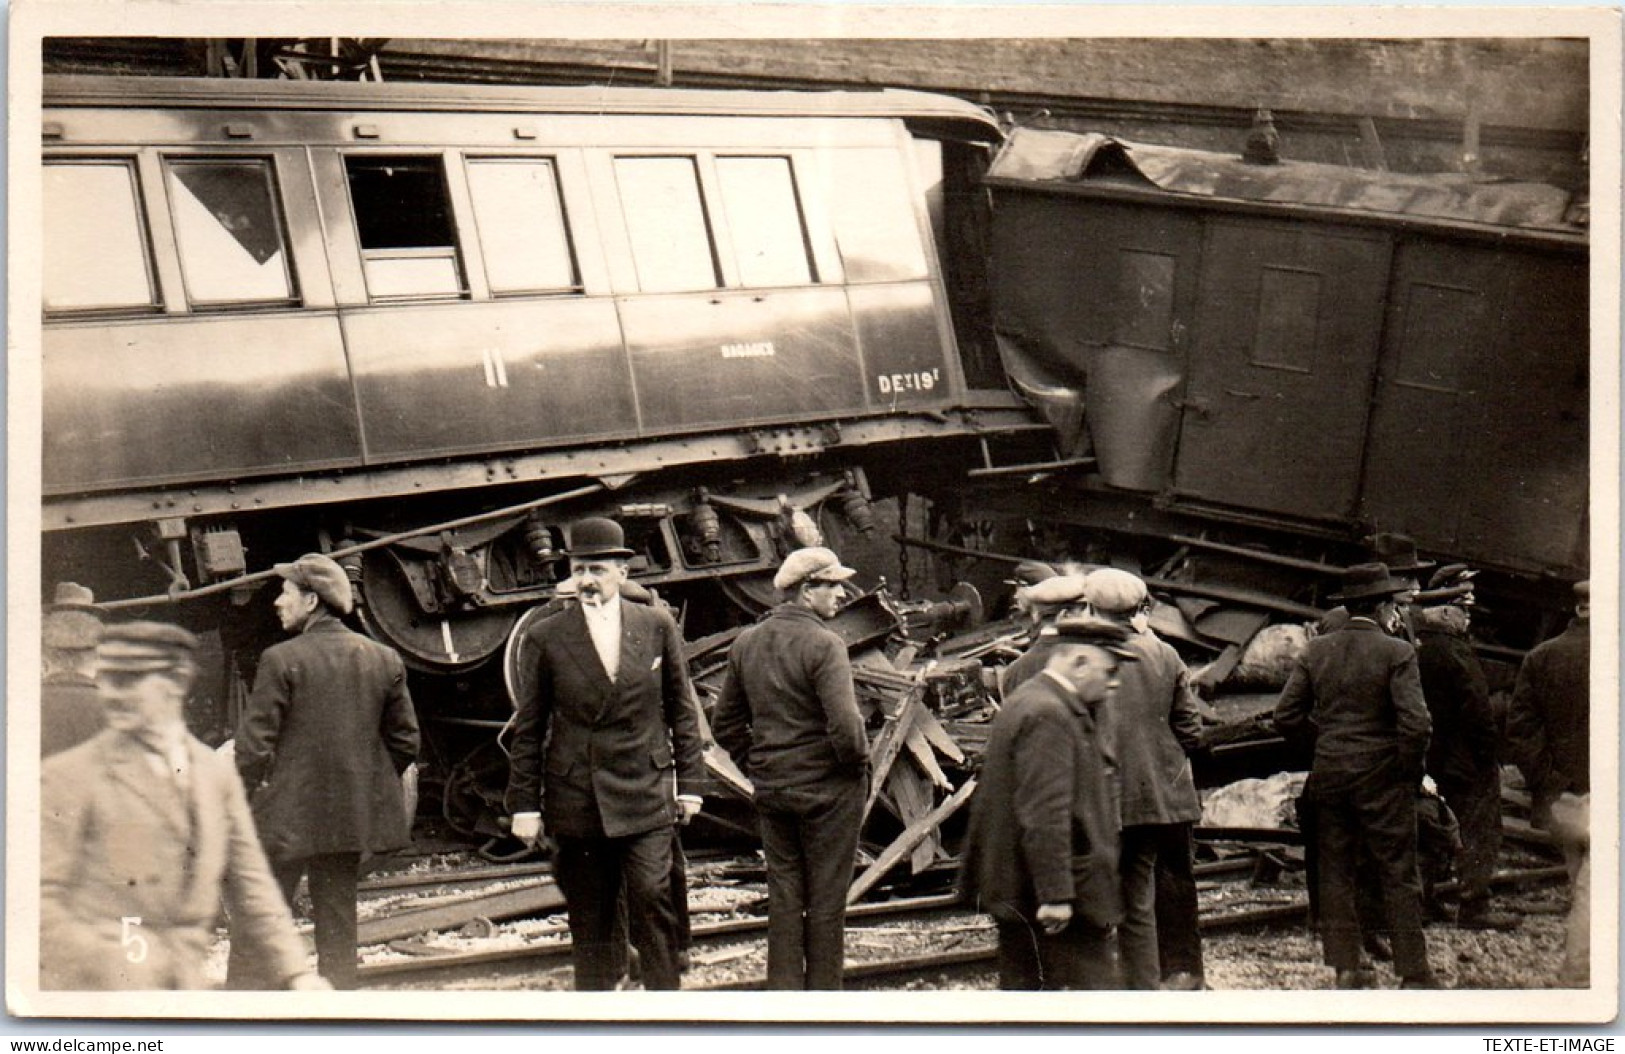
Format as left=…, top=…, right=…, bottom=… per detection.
left=345, top=156, right=465, bottom=301
left=163, top=157, right=297, bottom=308
left=44, top=158, right=158, bottom=315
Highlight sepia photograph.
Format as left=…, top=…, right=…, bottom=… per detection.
left=6, top=1, right=1619, bottom=1029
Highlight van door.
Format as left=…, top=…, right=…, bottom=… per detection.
left=1173, top=220, right=1390, bottom=520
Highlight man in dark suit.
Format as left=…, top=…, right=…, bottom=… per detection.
left=960, top=614, right=1137, bottom=990
left=505, top=517, right=705, bottom=990
left=228, top=553, right=421, bottom=990
left=42, top=622, right=325, bottom=991
left=1275, top=563, right=1439, bottom=989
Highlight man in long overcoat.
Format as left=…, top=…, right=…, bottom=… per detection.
left=505, top=516, right=706, bottom=990
left=1274, top=563, right=1438, bottom=989
left=960, top=615, right=1136, bottom=990
left=42, top=622, right=324, bottom=991
left=228, top=553, right=421, bottom=989
left=1084, top=567, right=1205, bottom=989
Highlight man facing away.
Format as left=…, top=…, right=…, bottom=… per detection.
left=1083, top=567, right=1205, bottom=990
left=712, top=546, right=870, bottom=989
left=42, top=622, right=325, bottom=991
left=505, top=516, right=705, bottom=990
left=960, top=614, right=1137, bottom=990
left=228, top=553, right=421, bottom=990
left=1274, top=562, right=1439, bottom=990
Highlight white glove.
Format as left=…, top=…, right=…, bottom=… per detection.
left=510, top=812, right=543, bottom=846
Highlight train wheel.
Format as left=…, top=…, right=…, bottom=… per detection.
left=356, top=547, right=518, bottom=674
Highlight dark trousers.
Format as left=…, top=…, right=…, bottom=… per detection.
left=1151, top=822, right=1204, bottom=980
left=1312, top=764, right=1431, bottom=979
left=611, top=829, right=691, bottom=980
left=756, top=778, right=865, bottom=990
left=1117, top=825, right=1161, bottom=989
left=225, top=851, right=360, bottom=989
left=1436, top=772, right=1502, bottom=913
left=995, top=917, right=1120, bottom=990
left=1298, top=793, right=1387, bottom=940
left=555, top=828, right=682, bottom=991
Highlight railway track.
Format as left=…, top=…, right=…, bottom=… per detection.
left=353, top=856, right=1571, bottom=991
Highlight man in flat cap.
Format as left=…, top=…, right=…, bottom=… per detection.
left=998, top=572, right=1090, bottom=698
left=1005, top=559, right=1057, bottom=625
left=1507, top=579, right=1590, bottom=984
left=1275, top=563, right=1439, bottom=989
left=41, top=622, right=325, bottom=991
left=1084, top=568, right=1206, bottom=990
left=505, top=517, right=705, bottom=990
left=960, top=614, right=1136, bottom=989
left=1413, top=565, right=1517, bottom=932
left=227, top=553, right=420, bottom=990
left=41, top=582, right=106, bottom=757
left=712, top=547, right=869, bottom=989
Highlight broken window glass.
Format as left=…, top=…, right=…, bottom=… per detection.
left=165, top=158, right=295, bottom=306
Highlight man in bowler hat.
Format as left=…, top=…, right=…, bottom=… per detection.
left=42, top=622, right=325, bottom=991
left=228, top=553, right=421, bottom=989
left=505, top=516, right=705, bottom=990
left=1275, top=563, right=1439, bottom=989
left=41, top=582, right=107, bottom=757
left=712, top=546, right=869, bottom=989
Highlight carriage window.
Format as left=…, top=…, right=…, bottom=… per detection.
left=44, top=159, right=157, bottom=313
left=715, top=156, right=814, bottom=287
left=820, top=148, right=930, bottom=283
left=614, top=157, right=720, bottom=293
left=164, top=158, right=295, bottom=307
left=466, top=158, right=578, bottom=295
left=345, top=156, right=464, bottom=300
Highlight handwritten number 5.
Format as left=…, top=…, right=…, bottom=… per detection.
left=120, top=916, right=148, bottom=964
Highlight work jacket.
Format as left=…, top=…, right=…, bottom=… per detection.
left=711, top=603, right=868, bottom=796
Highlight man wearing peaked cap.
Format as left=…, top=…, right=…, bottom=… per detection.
left=505, top=516, right=705, bottom=991
left=227, top=554, right=420, bottom=989
left=960, top=613, right=1133, bottom=989
left=712, top=546, right=868, bottom=989
left=1086, top=568, right=1207, bottom=989
left=1275, top=563, right=1440, bottom=989
left=1412, top=562, right=1518, bottom=932
left=998, top=573, right=1089, bottom=697
left=42, top=582, right=107, bottom=758
left=1006, top=560, right=1058, bottom=589
left=771, top=546, right=857, bottom=592
left=41, top=621, right=324, bottom=991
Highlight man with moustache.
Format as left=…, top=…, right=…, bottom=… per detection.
left=505, top=516, right=705, bottom=990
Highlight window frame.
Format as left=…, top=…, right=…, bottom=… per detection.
left=42, top=155, right=162, bottom=319
left=610, top=149, right=823, bottom=295
left=159, top=154, right=300, bottom=312
left=462, top=154, right=583, bottom=298
left=343, top=152, right=470, bottom=304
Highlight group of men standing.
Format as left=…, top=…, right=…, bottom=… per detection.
left=960, top=564, right=1207, bottom=991
left=39, top=514, right=1592, bottom=995
left=40, top=552, right=419, bottom=991
left=1275, top=534, right=1592, bottom=990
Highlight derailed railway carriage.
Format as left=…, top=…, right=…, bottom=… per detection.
left=39, top=74, right=1591, bottom=834
left=39, top=74, right=1033, bottom=803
